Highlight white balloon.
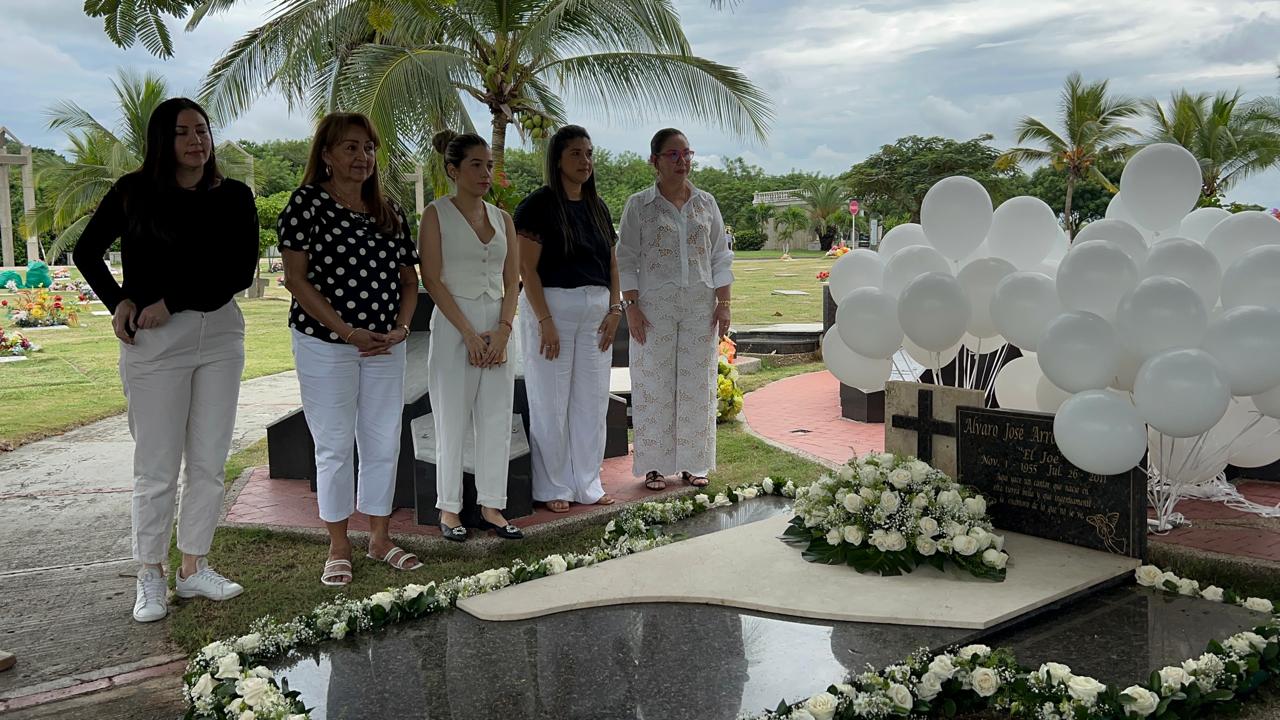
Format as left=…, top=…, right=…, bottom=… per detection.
left=1147, top=426, right=1227, bottom=484
left=1056, top=239, right=1139, bottom=321
left=1204, top=210, right=1280, bottom=270
left=1074, top=218, right=1149, bottom=267
left=921, top=176, right=993, bottom=261
left=1141, top=237, right=1222, bottom=308
left=1046, top=226, right=1070, bottom=265
left=1221, top=245, right=1280, bottom=310
left=987, top=196, right=1059, bottom=269
left=828, top=249, right=885, bottom=302
left=959, top=240, right=990, bottom=266
left=1119, top=143, right=1202, bottom=231
left=882, top=244, right=952, bottom=297
left=1115, top=276, right=1208, bottom=359
left=1215, top=398, right=1280, bottom=468
left=836, top=287, right=903, bottom=359
left=822, top=329, right=891, bottom=391
left=993, top=356, right=1042, bottom=411
left=1252, top=385, right=1280, bottom=419
left=961, top=333, right=1006, bottom=354
left=903, top=335, right=961, bottom=370
left=1111, top=345, right=1144, bottom=392
left=878, top=223, right=929, bottom=260
left=1035, top=374, right=1073, bottom=414
left=1201, top=306, right=1280, bottom=396
left=1134, top=348, right=1231, bottom=437
left=990, top=271, right=1060, bottom=351
left=897, top=272, right=971, bottom=352
left=1054, top=390, right=1148, bottom=476
left=1038, top=311, right=1122, bottom=393
left=957, top=257, right=1017, bottom=339
left=1178, top=206, right=1231, bottom=243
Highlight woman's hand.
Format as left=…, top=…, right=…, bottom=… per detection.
left=625, top=303, right=651, bottom=345
left=112, top=299, right=137, bottom=344
left=711, top=300, right=731, bottom=338
left=597, top=310, right=621, bottom=352
left=348, top=328, right=392, bottom=356
left=539, top=317, right=561, bottom=360
left=136, top=300, right=171, bottom=330
left=463, top=331, right=490, bottom=367
left=481, top=325, right=510, bottom=367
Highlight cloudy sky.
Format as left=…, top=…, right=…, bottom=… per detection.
left=3, top=0, right=1279, bottom=205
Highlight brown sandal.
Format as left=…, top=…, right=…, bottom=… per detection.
left=681, top=472, right=710, bottom=487
left=595, top=494, right=616, bottom=505
left=644, top=471, right=666, bottom=491
left=545, top=499, right=571, bottom=513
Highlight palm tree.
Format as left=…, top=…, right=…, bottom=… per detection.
left=186, top=0, right=771, bottom=199
left=1142, top=89, right=1280, bottom=202
left=35, top=69, right=252, bottom=261
left=775, top=206, right=809, bottom=258
left=1000, top=73, right=1140, bottom=236
left=795, top=179, right=850, bottom=251
left=745, top=202, right=775, bottom=237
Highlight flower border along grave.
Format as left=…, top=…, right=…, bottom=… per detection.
left=783, top=454, right=1009, bottom=581
left=182, top=474, right=1280, bottom=720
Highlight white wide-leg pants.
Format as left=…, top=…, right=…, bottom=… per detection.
left=520, top=286, right=611, bottom=504
left=121, top=301, right=245, bottom=564
left=292, top=329, right=407, bottom=523
left=630, top=283, right=718, bottom=477
left=427, top=296, right=515, bottom=513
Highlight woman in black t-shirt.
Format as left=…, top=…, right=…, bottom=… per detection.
left=278, top=112, right=423, bottom=587
left=514, top=125, right=623, bottom=512
left=73, top=98, right=258, bottom=623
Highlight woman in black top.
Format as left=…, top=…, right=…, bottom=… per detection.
left=278, top=112, right=423, bottom=586
left=515, top=125, right=622, bottom=512
left=73, top=98, right=257, bottom=624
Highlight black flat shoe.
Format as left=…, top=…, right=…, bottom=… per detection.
left=478, top=518, right=524, bottom=540
left=439, top=522, right=468, bottom=542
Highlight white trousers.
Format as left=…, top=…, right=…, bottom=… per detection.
left=121, top=301, right=245, bottom=564
left=520, top=286, right=611, bottom=504
left=292, top=330, right=406, bottom=523
left=630, top=283, right=718, bottom=477
left=427, top=296, right=515, bottom=513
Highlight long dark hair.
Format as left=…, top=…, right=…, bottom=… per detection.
left=121, top=97, right=223, bottom=241
left=545, top=125, right=613, bottom=255
left=301, top=113, right=400, bottom=236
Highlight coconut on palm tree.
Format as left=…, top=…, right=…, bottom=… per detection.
left=795, top=179, right=850, bottom=251
left=186, top=0, right=771, bottom=201
left=1142, top=89, right=1280, bottom=203
left=999, top=72, right=1140, bottom=237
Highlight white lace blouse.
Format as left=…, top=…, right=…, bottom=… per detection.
left=617, top=183, right=735, bottom=294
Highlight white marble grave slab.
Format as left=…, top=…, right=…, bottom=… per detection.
left=609, top=366, right=631, bottom=395
left=459, top=513, right=1139, bottom=629
left=0, top=355, right=29, bottom=364
left=771, top=289, right=809, bottom=296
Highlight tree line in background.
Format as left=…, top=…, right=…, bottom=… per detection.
left=12, top=69, right=1280, bottom=265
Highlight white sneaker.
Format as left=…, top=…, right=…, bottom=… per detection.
left=133, top=567, right=168, bottom=623
left=175, top=559, right=244, bottom=601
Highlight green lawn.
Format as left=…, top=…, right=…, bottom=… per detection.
left=0, top=257, right=835, bottom=449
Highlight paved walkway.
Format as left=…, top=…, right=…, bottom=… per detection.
left=0, top=372, right=300, bottom=710
left=740, top=370, right=1280, bottom=566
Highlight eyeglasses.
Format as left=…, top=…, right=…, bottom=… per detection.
left=657, top=149, right=695, bottom=162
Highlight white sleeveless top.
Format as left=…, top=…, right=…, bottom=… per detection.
left=432, top=197, right=506, bottom=301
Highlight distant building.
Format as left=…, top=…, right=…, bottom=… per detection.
left=751, top=189, right=815, bottom=251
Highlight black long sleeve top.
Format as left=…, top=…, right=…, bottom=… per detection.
left=72, top=175, right=259, bottom=316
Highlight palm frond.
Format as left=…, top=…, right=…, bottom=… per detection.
left=541, top=51, right=771, bottom=141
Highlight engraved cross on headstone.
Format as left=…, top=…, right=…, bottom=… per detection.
left=890, top=388, right=956, bottom=464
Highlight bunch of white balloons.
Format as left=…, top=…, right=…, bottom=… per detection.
left=823, top=142, right=1280, bottom=512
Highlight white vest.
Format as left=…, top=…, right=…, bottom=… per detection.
left=433, top=197, right=506, bottom=301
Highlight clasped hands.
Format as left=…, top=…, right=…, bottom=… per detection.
left=347, top=326, right=409, bottom=357
left=464, top=325, right=509, bottom=368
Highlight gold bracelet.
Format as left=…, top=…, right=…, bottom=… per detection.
left=716, top=299, right=732, bottom=306
left=344, top=327, right=360, bottom=342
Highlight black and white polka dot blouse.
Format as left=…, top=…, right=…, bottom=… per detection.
left=277, top=184, right=419, bottom=343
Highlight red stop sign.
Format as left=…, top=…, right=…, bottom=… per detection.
left=848, top=199, right=860, bottom=215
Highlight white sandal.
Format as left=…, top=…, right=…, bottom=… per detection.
left=367, top=546, right=423, bottom=571
left=321, top=559, right=352, bottom=587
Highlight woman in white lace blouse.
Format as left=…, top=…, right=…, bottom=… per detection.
left=617, top=128, right=734, bottom=491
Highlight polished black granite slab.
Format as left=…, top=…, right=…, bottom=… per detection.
left=270, top=501, right=1271, bottom=719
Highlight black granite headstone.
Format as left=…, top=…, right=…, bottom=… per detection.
left=604, top=393, right=630, bottom=459
left=890, top=388, right=956, bottom=465
left=956, top=406, right=1147, bottom=559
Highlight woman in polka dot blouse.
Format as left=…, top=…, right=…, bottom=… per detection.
left=278, top=113, right=424, bottom=586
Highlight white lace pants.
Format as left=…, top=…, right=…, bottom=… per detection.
left=630, top=283, right=717, bottom=477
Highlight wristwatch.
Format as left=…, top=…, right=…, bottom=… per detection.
left=619, top=299, right=636, bottom=309
left=608, top=302, right=624, bottom=314
left=399, top=324, right=411, bottom=338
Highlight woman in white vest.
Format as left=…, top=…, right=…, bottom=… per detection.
left=514, top=125, right=622, bottom=512
left=420, top=131, right=524, bottom=541
left=617, top=128, right=734, bottom=491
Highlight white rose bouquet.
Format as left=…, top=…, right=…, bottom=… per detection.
left=782, top=453, right=1008, bottom=581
